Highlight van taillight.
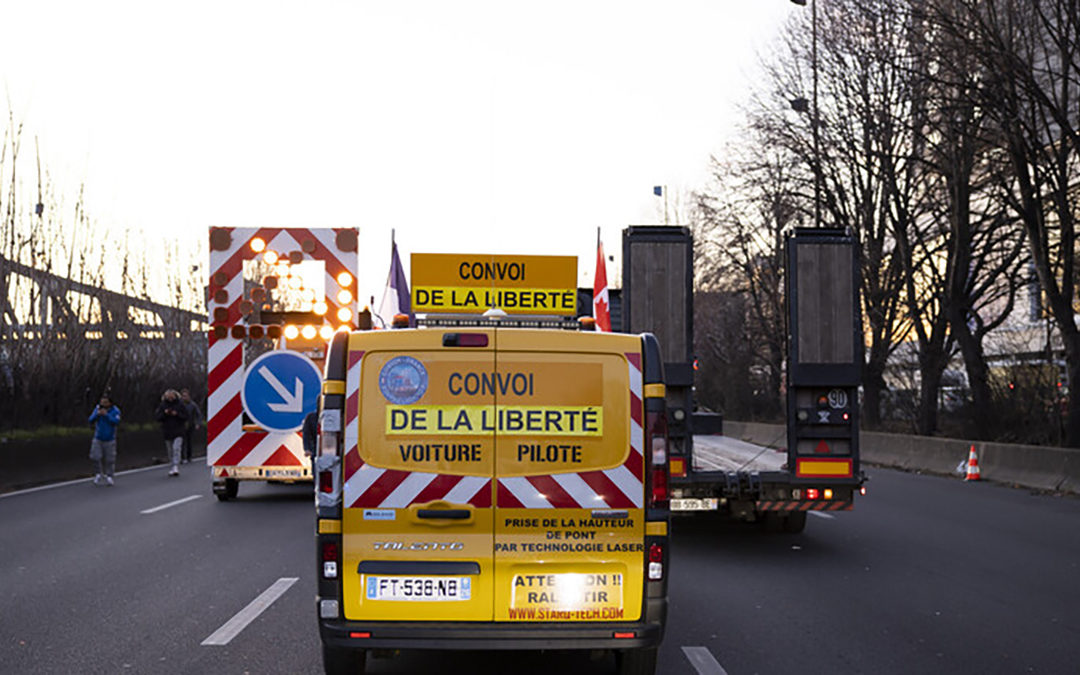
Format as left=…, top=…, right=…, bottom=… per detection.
left=322, top=541, right=338, bottom=561
left=651, top=466, right=669, bottom=506
left=321, top=541, right=339, bottom=579
left=649, top=432, right=669, bottom=508
left=319, top=470, right=333, bottom=493
left=648, top=543, right=664, bottom=580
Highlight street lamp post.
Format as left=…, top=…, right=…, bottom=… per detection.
left=790, top=0, right=821, bottom=228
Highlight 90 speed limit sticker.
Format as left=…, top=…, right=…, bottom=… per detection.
left=827, top=389, right=849, bottom=409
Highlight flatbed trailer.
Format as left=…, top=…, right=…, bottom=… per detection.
left=668, top=433, right=860, bottom=532
left=620, top=226, right=864, bottom=533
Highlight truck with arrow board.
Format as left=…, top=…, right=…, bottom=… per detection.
left=205, top=226, right=360, bottom=501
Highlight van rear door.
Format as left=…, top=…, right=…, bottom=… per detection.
left=493, top=330, right=646, bottom=622
left=341, top=330, right=495, bottom=621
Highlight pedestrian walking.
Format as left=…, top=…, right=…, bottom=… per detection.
left=180, top=388, right=203, bottom=464
left=155, top=389, right=189, bottom=476
left=88, top=395, right=121, bottom=486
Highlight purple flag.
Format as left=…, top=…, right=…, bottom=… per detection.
left=378, top=241, right=412, bottom=326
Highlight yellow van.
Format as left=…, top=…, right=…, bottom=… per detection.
left=314, top=324, right=670, bottom=674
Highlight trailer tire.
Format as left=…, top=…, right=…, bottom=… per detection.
left=322, top=645, right=366, bottom=675
left=783, top=512, right=807, bottom=533
left=615, top=647, right=657, bottom=675
left=761, top=512, right=783, bottom=533
left=216, top=478, right=239, bottom=501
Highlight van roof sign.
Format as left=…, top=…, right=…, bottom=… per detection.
left=411, top=253, right=578, bottom=316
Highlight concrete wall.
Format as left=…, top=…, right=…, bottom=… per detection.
left=723, top=421, right=1080, bottom=494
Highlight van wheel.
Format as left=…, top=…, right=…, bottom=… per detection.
left=783, top=512, right=807, bottom=533
left=615, top=647, right=657, bottom=675
left=322, top=645, right=366, bottom=675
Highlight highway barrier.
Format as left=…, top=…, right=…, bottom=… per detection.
left=0, top=429, right=205, bottom=493
left=723, top=421, right=1080, bottom=495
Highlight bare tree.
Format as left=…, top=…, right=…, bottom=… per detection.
left=922, top=0, right=1080, bottom=444
left=694, top=143, right=796, bottom=419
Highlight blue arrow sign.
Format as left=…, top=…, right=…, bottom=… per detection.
left=241, top=350, right=322, bottom=432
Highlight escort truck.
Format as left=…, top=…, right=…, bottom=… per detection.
left=313, top=253, right=670, bottom=675
left=206, top=227, right=359, bottom=501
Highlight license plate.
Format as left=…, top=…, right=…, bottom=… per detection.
left=671, top=498, right=718, bottom=511
left=365, top=576, right=472, bottom=602
left=266, top=469, right=302, bottom=478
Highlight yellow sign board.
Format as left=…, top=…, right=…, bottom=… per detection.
left=411, top=254, right=578, bottom=315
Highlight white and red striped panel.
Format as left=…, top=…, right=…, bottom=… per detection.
left=207, top=227, right=358, bottom=469
left=496, top=352, right=644, bottom=509
left=341, top=351, right=644, bottom=510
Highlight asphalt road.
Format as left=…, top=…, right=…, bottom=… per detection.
left=1, top=461, right=1077, bottom=674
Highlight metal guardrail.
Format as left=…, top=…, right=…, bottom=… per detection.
left=0, top=254, right=204, bottom=340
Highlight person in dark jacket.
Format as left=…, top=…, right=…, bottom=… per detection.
left=155, top=389, right=189, bottom=476
left=88, top=395, right=121, bottom=486
left=179, top=388, right=203, bottom=464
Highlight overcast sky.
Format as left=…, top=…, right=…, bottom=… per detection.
left=1, top=0, right=796, bottom=304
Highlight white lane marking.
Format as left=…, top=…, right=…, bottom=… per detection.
left=202, top=577, right=299, bottom=646
left=141, top=494, right=202, bottom=514
left=809, top=510, right=836, bottom=520
left=682, top=646, right=729, bottom=675
left=0, top=457, right=208, bottom=500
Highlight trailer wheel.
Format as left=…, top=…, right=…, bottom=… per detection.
left=216, top=479, right=239, bottom=501
left=615, top=647, right=657, bottom=675
left=783, top=512, right=807, bottom=534
left=761, top=512, right=783, bottom=533
left=322, top=645, right=366, bottom=675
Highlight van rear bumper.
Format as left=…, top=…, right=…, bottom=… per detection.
left=319, top=598, right=666, bottom=651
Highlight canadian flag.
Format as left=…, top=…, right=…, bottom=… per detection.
left=593, top=239, right=612, bottom=332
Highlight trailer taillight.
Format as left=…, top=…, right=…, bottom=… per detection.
left=648, top=543, right=664, bottom=580
left=319, top=470, right=334, bottom=493
left=320, top=430, right=340, bottom=456
left=806, top=488, right=820, bottom=500
left=669, top=456, right=686, bottom=478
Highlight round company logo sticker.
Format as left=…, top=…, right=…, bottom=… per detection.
left=379, top=356, right=428, bottom=404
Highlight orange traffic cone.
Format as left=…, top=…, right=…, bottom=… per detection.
left=964, top=445, right=981, bottom=481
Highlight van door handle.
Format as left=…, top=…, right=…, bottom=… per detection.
left=417, top=508, right=471, bottom=520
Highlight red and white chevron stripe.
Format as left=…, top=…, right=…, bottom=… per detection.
left=206, top=227, right=358, bottom=469
left=496, top=352, right=644, bottom=509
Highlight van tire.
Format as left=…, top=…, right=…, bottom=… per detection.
left=615, top=647, right=657, bottom=675
left=783, top=511, right=807, bottom=533
left=322, top=645, right=366, bottom=675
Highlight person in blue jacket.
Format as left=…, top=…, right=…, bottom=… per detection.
left=88, top=394, right=121, bottom=486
